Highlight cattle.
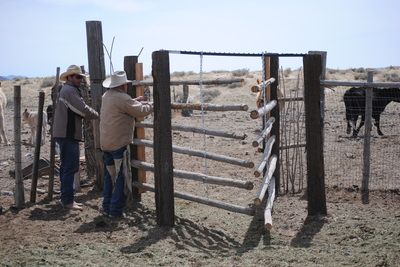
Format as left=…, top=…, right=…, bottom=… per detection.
left=22, top=108, right=48, bottom=145
left=0, top=83, right=10, bottom=145
left=344, top=87, right=400, bottom=137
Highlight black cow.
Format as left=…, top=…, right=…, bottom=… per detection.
left=344, top=87, right=400, bottom=137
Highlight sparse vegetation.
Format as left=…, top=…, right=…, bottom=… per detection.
left=383, top=72, right=400, bottom=82
left=201, top=89, right=220, bottom=102
left=283, top=68, right=292, bottom=77
left=231, top=68, right=249, bottom=77
left=40, top=77, right=54, bottom=88
left=354, top=73, right=367, bottom=80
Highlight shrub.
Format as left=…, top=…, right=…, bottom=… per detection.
left=171, top=71, right=186, bottom=77
left=40, top=77, right=54, bottom=88
left=201, top=89, right=220, bottom=102
left=383, top=73, right=400, bottom=82
left=232, top=68, right=249, bottom=77
left=283, top=68, right=292, bottom=77
left=354, top=73, right=367, bottom=80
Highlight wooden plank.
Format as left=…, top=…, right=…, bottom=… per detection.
left=13, top=85, right=24, bottom=208
left=303, top=54, right=327, bottom=216
left=131, top=78, right=244, bottom=86
left=361, top=71, right=373, bottom=204
left=132, top=181, right=255, bottom=216
left=152, top=50, right=175, bottom=227
left=124, top=55, right=140, bottom=200
left=250, top=78, right=276, bottom=92
left=136, top=122, right=247, bottom=140
left=270, top=56, right=280, bottom=194
left=264, top=177, right=276, bottom=230
left=86, top=20, right=106, bottom=189
left=252, top=117, right=275, bottom=147
left=30, top=91, right=45, bottom=203
left=132, top=138, right=254, bottom=168
left=320, top=80, right=400, bottom=88
left=254, top=136, right=276, bottom=177
left=131, top=160, right=253, bottom=190
left=254, top=155, right=277, bottom=206
left=250, top=100, right=277, bottom=119
left=171, top=103, right=248, bottom=111
left=135, top=63, right=147, bottom=192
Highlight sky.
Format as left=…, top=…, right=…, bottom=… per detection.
left=0, top=0, right=399, bottom=77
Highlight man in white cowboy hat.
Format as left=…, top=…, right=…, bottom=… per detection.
left=100, top=70, right=153, bottom=218
left=53, top=65, right=99, bottom=210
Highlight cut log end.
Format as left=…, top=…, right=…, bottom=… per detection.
left=252, top=141, right=259, bottom=147
left=250, top=110, right=259, bottom=119
left=245, top=181, right=254, bottom=190
left=253, top=198, right=262, bottom=206
left=265, top=223, right=273, bottom=231
left=251, top=85, right=260, bottom=93
left=254, top=171, right=261, bottom=178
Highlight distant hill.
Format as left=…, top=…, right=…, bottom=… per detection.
left=0, top=75, right=28, bottom=81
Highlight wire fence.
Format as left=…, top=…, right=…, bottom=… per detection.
left=324, top=87, right=400, bottom=191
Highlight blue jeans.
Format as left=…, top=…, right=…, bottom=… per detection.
left=55, top=138, right=79, bottom=205
left=103, top=146, right=126, bottom=217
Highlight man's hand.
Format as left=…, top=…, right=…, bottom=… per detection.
left=135, top=96, right=147, bottom=102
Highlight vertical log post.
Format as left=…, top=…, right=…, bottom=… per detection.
left=124, top=55, right=141, bottom=201
left=152, top=50, right=174, bottom=227
left=308, top=51, right=327, bottom=144
left=135, top=63, right=147, bottom=189
left=86, top=20, right=106, bottom=190
left=14, top=85, right=24, bottom=208
left=47, top=67, right=60, bottom=201
left=30, top=91, right=45, bottom=203
left=361, top=71, right=373, bottom=204
left=303, top=54, right=327, bottom=216
left=261, top=56, right=271, bottom=157
left=270, top=56, right=280, bottom=194
left=80, top=65, right=96, bottom=180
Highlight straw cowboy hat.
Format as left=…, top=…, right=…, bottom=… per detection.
left=59, top=65, right=87, bottom=81
left=102, top=71, right=132, bottom=88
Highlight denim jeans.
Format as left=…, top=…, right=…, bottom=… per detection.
left=102, top=146, right=127, bottom=217
left=55, top=138, right=80, bottom=205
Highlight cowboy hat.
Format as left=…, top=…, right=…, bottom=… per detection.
left=59, top=65, right=87, bottom=81
left=102, top=71, right=132, bottom=88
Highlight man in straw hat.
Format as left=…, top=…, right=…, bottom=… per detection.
left=100, top=70, right=153, bottom=218
left=53, top=65, right=99, bottom=210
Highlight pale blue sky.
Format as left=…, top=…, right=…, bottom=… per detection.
left=0, top=0, right=399, bottom=77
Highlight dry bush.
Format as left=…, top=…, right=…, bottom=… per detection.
left=232, top=68, right=249, bottom=77
left=354, top=73, right=367, bottom=80
left=383, top=73, right=400, bottom=82
left=201, top=89, right=220, bottom=102
left=40, top=77, right=54, bottom=88
left=171, top=71, right=186, bottom=77
left=228, top=82, right=242, bottom=89
left=283, top=68, right=292, bottom=77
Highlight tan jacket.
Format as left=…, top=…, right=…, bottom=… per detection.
left=100, top=89, right=153, bottom=151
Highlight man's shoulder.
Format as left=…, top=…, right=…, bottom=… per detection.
left=60, top=84, right=78, bottom=95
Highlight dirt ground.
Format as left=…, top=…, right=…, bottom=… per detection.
left=0, top=69, right=400, bottom=266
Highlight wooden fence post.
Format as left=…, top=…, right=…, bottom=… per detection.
left=124, top=55, right=141, bottom=201
left=303, top=54, right=327, bottom=216
left=14, top=85, right=24, bottom=208
left=361, top=71, right=373, bottom=204
left=152, top=50, right=174, bottom=227
left=270, top=56, right=280, bottom=194
left=47, top=67, right=60, bottom=201
left=86, top=20, right=106, bottom=190
left=30, top=91, right=45, bottom=203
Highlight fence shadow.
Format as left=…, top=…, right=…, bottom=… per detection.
left=290, top=215, right=327, bottom=248
left=120, top=216, right=241, bottom=256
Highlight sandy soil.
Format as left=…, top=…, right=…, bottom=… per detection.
left=0, top=69, right=399, bottom=266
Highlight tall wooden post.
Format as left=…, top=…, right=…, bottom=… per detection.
left=152, top=50, right=174, bottom=227
left=14, top=85, right=24, bottom=208
left=47, top=67, right=60, bottom=201
left=270, top=56, right=280, bottom=194
left=86, top=20, right=106, bottom=189
left=361, top=71, right=373, bottom=204
left=124, top=55, right=141, bottom=201
left=135, top=63, right=147, bottom=189
left=80, top=65, right=96, bottom=180
left=30, top=91, right=45, bottom=203
left=303, top=54, right=327, bottom=216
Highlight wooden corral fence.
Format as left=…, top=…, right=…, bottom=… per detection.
left=128, top=50, right=327, bottom=227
